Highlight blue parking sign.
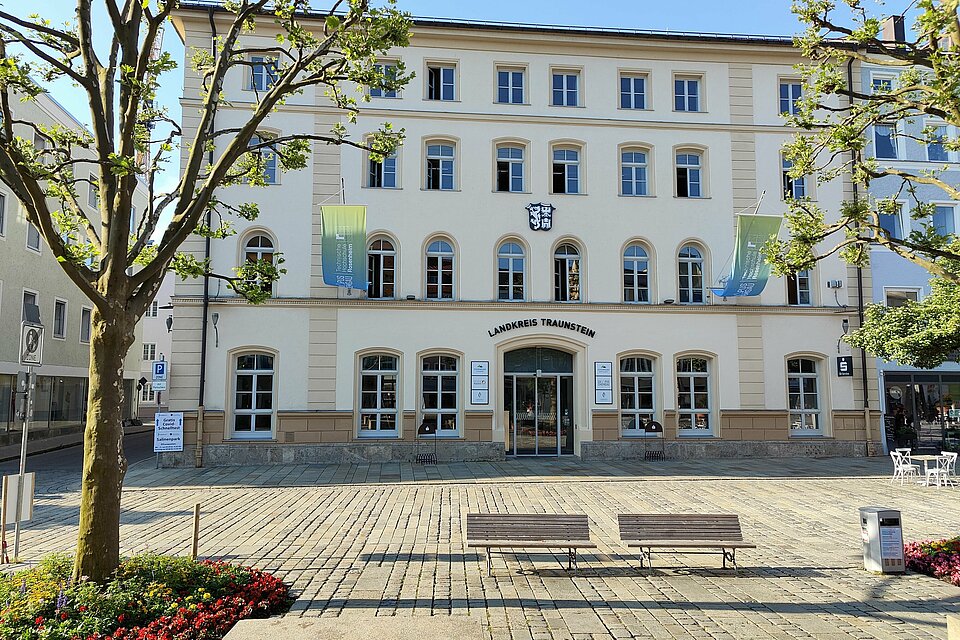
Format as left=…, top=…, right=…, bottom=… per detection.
left=152, top=361, right=167, bottom=380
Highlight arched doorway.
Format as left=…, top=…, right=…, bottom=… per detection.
left=504, top=347, right=575, bottom=455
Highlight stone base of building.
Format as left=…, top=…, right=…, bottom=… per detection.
left=160, top=440, right=505, bottom=467
left=579, top=439, right=875, bottom=461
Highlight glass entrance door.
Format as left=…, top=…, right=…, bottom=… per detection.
left=507, top=374, right=573, bottom=456
left=514, top=376, right=537, bottom=455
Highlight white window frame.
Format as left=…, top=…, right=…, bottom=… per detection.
left=873, top=123, right=900, bottom=160
left=553, top=243, right=582, bottom=303
left=22, top=289, right=38, bottom=323
left=620, top=149, right=649, bottom=197
left=140, top=382, right=156, bottom=404
left=779, top=79, right=803, bottom=116
left=358, top=353, right=400, bottom=437
left=142, top=342, right=157, bottom=362
left=367, top=149, right=398, bottom=189
left=623, top=243, right=651, bottom=304
left=926, top=121, right=952, bottom=163
left=243, top=233, right=277, bottom=295
left=88, top=173, right=99, bottom=209
left=497, top=241, right=525, bottom=302
left=884, top=286, right=921, bottom=307
left=787, top=358, right=822, bottom=436
left=425, top=238, right=455, bottom=300
left=673, top=74, right=702, bottom=112
left=367, top=237, right=397, bottom=300
left=781, top=154, right=807, bottom=200
left=787, top=269, right=812, bottom=306
left=675, top=151, right=703, bottom=198
left=619, top=72, right=648, bottom=110
left=551, top=69, right=581, bottom=107
left=932, top=202, right=958, bottom=236
left=620, top=356, right=656, bottom=436
left=26, top=223, right=41, bottom=254
left=248, top=55, right=279, bottom=92
left=420, top=354, right=460, bottom=437
left=551, top=146, right=581, bottom=195
left=369, top=60, right=400, bottom=99
left=496, top=66, right=526, bottom=104
left=678, top=245, right=705, bottom=304
left=249, top=133, right=279, bottom=185
left=53, top=298, right=68, bottom=340
left=425, top=61, right=457, bottom=101
left=870, top=73, right=895, bottom=95
left=877, top=201, right=905, bottom=240
left=145, top=301, right=159, bottom=318
left=495, top=145, right=525, bottom=193
left=232, top=352, right=276, bottom=439
left=425, top=141, right=456, bottom=191
left=0, top=192, right=6, bottom=237
left=676, top=356, right=713, bottom=436
left=79, top=306, right=92, bottom=344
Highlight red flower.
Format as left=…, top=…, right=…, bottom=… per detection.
left=61, top=612, right=69, bottom=620
left=35, top=616, right=44, bottom=625
left=117, top=613, right=125, bottom=623
left=79, top=605, right=88, bottom=612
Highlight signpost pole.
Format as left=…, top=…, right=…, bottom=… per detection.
left=13, top=366, right=33, bottom=561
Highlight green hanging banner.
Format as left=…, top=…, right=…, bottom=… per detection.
left=711, top=214, right=782, bottom=298
left=320, top=205, right=367, bottom=289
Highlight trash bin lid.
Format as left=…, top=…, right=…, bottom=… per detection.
left=418, top=422, right=436, bottom=436
left=645, top=421, right=663, bottom=433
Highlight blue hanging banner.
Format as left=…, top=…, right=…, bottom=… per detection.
left=711, top=214, right=782, bottom=298
left=320, top=205, right=367, bottom=289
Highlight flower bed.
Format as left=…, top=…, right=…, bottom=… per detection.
left=904, top=536, right=960, bottom=587
left=0, top=554, right=291, bottom=639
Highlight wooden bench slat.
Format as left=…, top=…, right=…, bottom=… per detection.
left=625, top=541, right=757, bottom=549
left=468, top=540, right=596, bottom=549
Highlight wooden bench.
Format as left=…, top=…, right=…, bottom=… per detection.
left=466, top=513, right=596, bottom=576
left=618, top=514, right=756, bottom=572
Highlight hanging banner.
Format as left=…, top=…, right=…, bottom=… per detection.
left=320, top=205, right=367, bottom=289
left=711, top=214, right=782, bottom=298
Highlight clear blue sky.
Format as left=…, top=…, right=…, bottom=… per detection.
left=18, top=1, right=902, bottom=200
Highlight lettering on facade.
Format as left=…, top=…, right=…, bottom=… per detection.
left=487, top=318, right=596, bottom=338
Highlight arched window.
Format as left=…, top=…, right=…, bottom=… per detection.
left=497, top=242, right=525, bottom=301
left=359, top=354, right=399, bottom=435
left=233, top=352, right=275, bottom=437
left=496, top=145, right=525, bottom=192
left=675, top=151, right=702, bottom=198
left=421, top=354, right=459, bottom=435
left=244, top=234, right=276, bottom=295
left=623, top=244, right=650, bottom=303
left=554, top=243, right=582, bottom=302
left=678, top=245, right=704, bottom=304
left=621, top=149, right=648, bottom=196
left=249, top=134, right=278, bottom=184
left=367, top=238, right=396, bottom=299
left=426, top=239, right=455, bottom=300
left=788, top=358, right=821, bottom=435
left=620, top=356, right=655, bottom=434
left=425, top=142, right=455, bottom=190
left=552, top=146, right=580, bottom=194
left=676, top=356, right=712, bottom=435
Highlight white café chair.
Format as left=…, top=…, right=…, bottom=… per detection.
left=890, top=451, right=920, bottom=486
left=934, top=451, right=959, bottom=488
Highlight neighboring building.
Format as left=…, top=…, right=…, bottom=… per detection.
left=0, top=91, right=146, bottom=436
left=138, top=272, right=175, bottom=422
left=168, top=6, right=882, bottom=466
left=862, top=56, right=960, bottom=453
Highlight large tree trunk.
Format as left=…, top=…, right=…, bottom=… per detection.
left=73, top=307, right=135, bottom=582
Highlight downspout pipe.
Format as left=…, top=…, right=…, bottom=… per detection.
left=195, top=7, right=216, bottom=467
left=846, top=55, right=875, bottom=453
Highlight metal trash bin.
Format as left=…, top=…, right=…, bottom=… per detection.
left=859, top=507, right=905, bottom=573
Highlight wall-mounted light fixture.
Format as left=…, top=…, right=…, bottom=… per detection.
left=837, top=318, right=850, bottom=353
left=211, top=312, right=220, bottom=348
left=165, top=315, right=173, bottom=333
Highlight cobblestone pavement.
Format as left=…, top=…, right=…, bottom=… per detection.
left=17, top=456, right=960, bottom=639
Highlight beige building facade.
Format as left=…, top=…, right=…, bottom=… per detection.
left=168, top=7, right=881, bottom=466
left=0, top=92, right=146, bottom=435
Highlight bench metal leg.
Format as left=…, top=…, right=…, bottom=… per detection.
left=567, top=548, right=577, bottom=571
left=639, top=547, right=652, bottom=570
left=486, top=547, right=492, bottom=577
left=722, top=548, right=739, bottom=574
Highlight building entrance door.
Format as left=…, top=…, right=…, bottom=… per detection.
left=504, top=347, right=575, bottom=456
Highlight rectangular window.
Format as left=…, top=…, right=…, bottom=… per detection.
left=496, top=146, right=524, bottom=193
left=140, top=383, right=155, bottom=403
left=677, top=357, right=711, bottom=434
left=88, top=174, right=98, bottom=209
left=53, top=299, right=67, bottom=338
left=620, top=73, right=647, bottom=110
left=676, top=153, right=702, bottom=198
left=145, top=301, right=159, bottom=318
left=421, top=355, right=458, bottom=435
left=934, top=204, right=956, bottom=236
left=885, top=288, right=919, bottom=307
left=359, top=354, right=399, bottom=434
left=621, top=150, right=648, bottom=196
left=552, top=148, right=580, bottom=194
left=368, top=154, right=397, bottom=188
left=497, top=68, right=524, bottom=104
left=425, top=144, right=455, bottom=191
left=787, top=270, right=812, bottom=306
left=551, top=71, right=580, bottom=107
left=80, top=307, right=92, bottom=344
left=872, top=76, right=894, bottom=94
left=779, top=80, right=803, bottom=116
left=928, top=124, right=949, bottom=162
left=142, top=343, right=156, bottom=362
left=674, top=76, right=701, bottom=112
left=26, top=223, right=41, bottom=252
left=878, top=203, right=903, bottom=239
left=370, top=62, right=399, bottom=98
left=22, top=291, right=37, bottom=322
left=874, top=124, right=898, bottom=159
left=782, top=155, right=806, bottom=199
left=427, top=64, right=455, bottom=101
left=249, top=56, right=279, bottom=91
left=788, top=358, right=821, bottom=435
left=0, top=192, right=5, bottom=236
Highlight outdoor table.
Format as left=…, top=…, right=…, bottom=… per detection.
left=910, top=454, right=948, bottom=485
